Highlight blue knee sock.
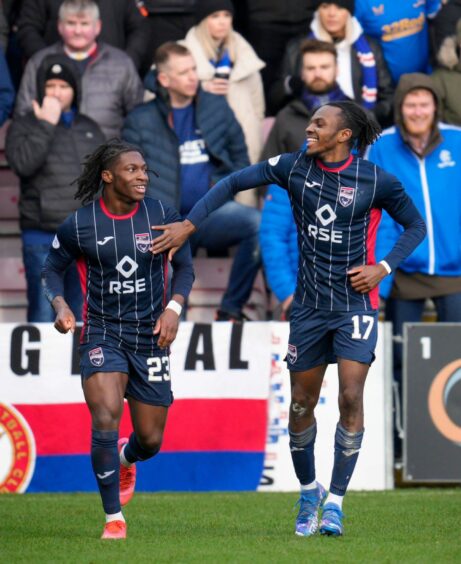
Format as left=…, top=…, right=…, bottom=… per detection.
left=123, top=432, right=160, bottom=464
left=289, top=422, right=317, bottom=486
left=329, top=423, right=364, bottom=496
left=91, top=429, right=120, bottom=515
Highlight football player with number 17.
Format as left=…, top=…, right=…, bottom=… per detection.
left=151, top=101, right=427, bottom=537
left=42, top=140, right=194, bottom=540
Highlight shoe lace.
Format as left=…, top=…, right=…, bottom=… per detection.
left=295, top=493, right=318, bottom=521
left=323, top=504, right=343, bottom=523
left=106, top=520, right=124, bottom=532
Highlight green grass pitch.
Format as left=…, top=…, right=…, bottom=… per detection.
left=1, top=489, right=460, bottom=563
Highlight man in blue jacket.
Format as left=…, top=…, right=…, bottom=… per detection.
left=368, top=72, right=461, bottom=457
left=123, top=41, right=260, bottom=322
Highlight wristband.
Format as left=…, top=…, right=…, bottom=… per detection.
left=166, top=299, right=182, bottom=316
left=379, top=260, right=392, bottom=275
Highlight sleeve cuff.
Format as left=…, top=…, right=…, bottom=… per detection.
left=379, top=260, right=392, bottom=275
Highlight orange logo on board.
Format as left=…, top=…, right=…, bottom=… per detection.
left=0, top=403, right=36, bottom=493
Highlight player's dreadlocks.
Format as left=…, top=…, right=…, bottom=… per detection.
left=74, top=139, right=144, bottom=204
left=328, top=100, right=382, bottom=154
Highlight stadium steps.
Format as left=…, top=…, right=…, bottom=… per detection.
left=187, top=257, right=268, bottom=322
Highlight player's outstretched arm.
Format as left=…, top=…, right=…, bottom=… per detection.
left=51, top=296, right=76, bottom=334
left=154, top=293, right=185, bottom=348
left=151, top=219, right=196, bottom=258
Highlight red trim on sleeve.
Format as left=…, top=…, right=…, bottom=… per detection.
left=99, top=198, right=139, bottom=220
left=76, top=256, right=88, bottom=343
left=367, top=208, right=382, bottom=310
left=316, top=154, right=353, bottom=173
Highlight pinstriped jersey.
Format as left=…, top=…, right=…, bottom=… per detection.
left=188, top=151, right=426, bottom=312
left=43, top=197, right=194, bottom=354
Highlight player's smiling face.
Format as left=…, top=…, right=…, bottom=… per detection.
left=106, top=151, right=148, bottom=204
left=305, top=105, right=350, bottom=158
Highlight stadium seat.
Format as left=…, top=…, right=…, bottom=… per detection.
left=0, top=236, right=27, bottom=321
left=187, top=257, right=268, bottom=322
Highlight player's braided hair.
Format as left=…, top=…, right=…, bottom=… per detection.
left=327, top=100, right=382, bottom=154
left=74, top=139, right=144, bottom=204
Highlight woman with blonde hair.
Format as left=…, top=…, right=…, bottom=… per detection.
left=182, top=0, right=265, bottom=206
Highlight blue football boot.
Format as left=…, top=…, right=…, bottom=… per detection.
left=294, top=482, right=327, bottom=537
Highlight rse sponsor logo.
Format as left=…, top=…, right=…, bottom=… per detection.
left=307, top=224, right=342, bottom=243
left=109, top=278, right=146, bottom=294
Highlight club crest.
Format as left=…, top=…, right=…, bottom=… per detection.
left=287, top=344, right=297, bottom=364
left=135, top=233, right=151, bottom=253
left=339, top=186, right=355, bottom=207
left=89, top=347, right=104, bottom=367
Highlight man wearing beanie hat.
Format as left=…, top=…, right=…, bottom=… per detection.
left=5, top=53, right=105, bottom=322
left=270, top=0, right=393, bottom=126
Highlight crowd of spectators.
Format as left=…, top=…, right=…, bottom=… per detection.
left=1, top=0, right=461, bottom=331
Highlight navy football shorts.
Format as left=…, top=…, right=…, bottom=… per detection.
left=285, top=302, right=378, bottom=372
left=80, top=342, right=173, bottom=407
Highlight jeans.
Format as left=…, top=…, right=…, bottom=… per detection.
left=22, top=238, right=83, bottom=323
left=189, top=201, right=261, bottom=316
left=385, top=292, right=461, bottom=458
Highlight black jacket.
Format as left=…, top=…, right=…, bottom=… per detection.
left=5, top=55, right=105, bottom=231
left=261, top=99, right=311, bottom=160
left=17, top=0, right=150, bottom=70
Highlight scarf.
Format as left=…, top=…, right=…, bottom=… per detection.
left=209, top=47, right=233, bottom=78
left=301, top=83, right=349, bottom=112
left=353, top=34, right=378, bottom=109
left=308, top=30, right=378, bottom=109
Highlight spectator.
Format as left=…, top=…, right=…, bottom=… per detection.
left=355, top=0, right=441, bottom=85
left=432, top=0, right=461, bottom=55
left=0, top=46, right=14, bottom=126
left=16, top=0, right=150, bottom=72
left=5, top=54, right=105, bottom=322
left=260, top=185, right=297, bottom=320
left=272, top=0, right=393, bottom=127
left=262, top=39, right=349, bottom=160
left=432, top=19, right=461, bottom=125
left=138, top=0, right=197, bottom=73
left=237, top=1, right=316, bottom=114
left=123, top=42, right=260, bottom=322
left=14, top=0, right=143, bottom=139
left=368, top=72, right=461, bottom=457
left=182, top=0, right=265, bottom=207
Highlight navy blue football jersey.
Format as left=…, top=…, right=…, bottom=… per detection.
left=188, top=152, right=426, bottom=312
left=43, top=197, right=194, bottom=354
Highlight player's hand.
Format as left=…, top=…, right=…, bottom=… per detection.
left=54, top=307, right=76, bottom=334
left=32, top=96, right=61, bottom=125
left=347, top=264, right=388, bottom=294
left=154, top=309, right=180, bottom=348
left=151, top=220, right=196, bottom=259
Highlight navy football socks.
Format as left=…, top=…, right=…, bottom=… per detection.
left=329, top=422, right=364, bottom=496
left=91, top=429, right=120, bottom=515
left=123, top=432, right=160, bottom=464
left=289, top=421, right=317, bottom=485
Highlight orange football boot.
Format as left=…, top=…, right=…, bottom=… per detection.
left=101, top=520, right=127, bottom=540
left=118, top=437, right=137, bottom=506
